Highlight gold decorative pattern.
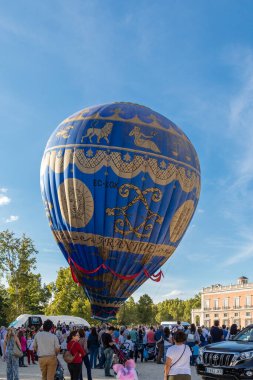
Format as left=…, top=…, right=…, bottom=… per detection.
left=129, top=126, right=160, bottom=153
left=170, top=200, right=195, bottom=243
left=81, top=122, right=113, bottom=144
left=58, top=179, right=94, bottom=228
left=41, top=149, right=200, bottom=197
left=53, top=230, right=176, bottom=257
left=55, top=125, right=74, bottom=139
left=58, top=105, right=191, bottom=144
left=106, top=184, right=163, bottom=238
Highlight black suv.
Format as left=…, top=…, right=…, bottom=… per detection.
left=197, top=324, right=253, bottom=379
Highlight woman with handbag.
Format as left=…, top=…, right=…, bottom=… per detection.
left=66, top=331, right=86, bottom=380
left=3, top=328, right=22, bottom=380
left=164, top=331, right=192, bottom=380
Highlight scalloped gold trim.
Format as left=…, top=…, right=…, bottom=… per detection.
left=41, top=149, right=200, bottom=197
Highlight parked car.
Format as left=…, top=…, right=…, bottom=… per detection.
left=197, top=324, right=253, bottom=379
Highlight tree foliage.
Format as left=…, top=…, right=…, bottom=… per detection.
left=45, top=267, right=92, bottom=324
left=0, top=230, right=51, bottom=322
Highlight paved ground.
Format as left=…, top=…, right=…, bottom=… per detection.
left=0, top=356, right=201, bottom=379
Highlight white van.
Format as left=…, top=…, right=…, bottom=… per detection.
left=161, top=321, right=190, bottom=329
left=9, top=314, right=90, bottom=329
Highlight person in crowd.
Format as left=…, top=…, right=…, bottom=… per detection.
left=78, top=329, right=92, bottom=380
left=56, top=328, right=63, bottom=345
left=102, top=326, right=115, bottom=377
left=197, top=327, right=207, bottom=347
left=0, top=326, right=7, bottom=357
left=113, top=328, right=120, bottom=345
left=26, top=334, right=36, bottom=365
left=155, top=325, right=164, bottom=364
left=123, top=326, right=130, bottom=338
left=163, top=327, right=173, bottom=363
left=61, top=330, right=68, bottom=353
left=124, top=335, right=135, bottom=359
left=67, top=331, right=86, bottom=380
left=129, top=328, right=138, bottom=345
left=190, top=341, right=200, bottom=366
left=33, top=319, right=60, bottom=380
left=17, top=330, right=27, bottom=367
left=186, top=324, right=200, bottom=349
left=146, top=326, right=155, bottom=344
left=172, top=321, right=184, bottom=335
left=134, top=327, right=144, bottom=363
left=164, top=330, right=192, bottom=380
left=226, top=324, right=238, bottom=340
left=98, top=323, right=107, bottom=369
left=210, top=320, right=223, bottom=343
left=3, top=327, right=22, bottom=380
left=88, top=327, right=99, bottom=370
left=119, top=330, right=125, bottom=346
left=222, top=324, right=228, bottom=340
left=84, top=326, right=90, bottom=340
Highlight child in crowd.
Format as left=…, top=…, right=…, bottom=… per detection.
left=191, top=340, right=200, bottom=365
left=124, top=335, right=135, bottom=359
left=26, top=334, right=36, bottom=365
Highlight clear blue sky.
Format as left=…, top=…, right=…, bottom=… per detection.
left=1, top=0, right=253, bottom=303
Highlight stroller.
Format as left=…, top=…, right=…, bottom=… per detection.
left=54, top=359, right=65, bottom=380
left=144, top=343, right=156, bottom=361
left=113, top=345, right=128, bottom=365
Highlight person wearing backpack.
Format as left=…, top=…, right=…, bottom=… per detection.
left=66, top=331, right=86, bottom=380
left=164, top=331, right=192, bottom=380
left=186, top=324, right=199, bottom=349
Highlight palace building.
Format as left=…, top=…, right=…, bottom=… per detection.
left=191, top=276, right=253, bottom=328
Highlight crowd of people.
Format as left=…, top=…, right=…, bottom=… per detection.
left=0, top=319, right=240, bottom=380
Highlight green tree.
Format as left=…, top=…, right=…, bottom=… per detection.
left=117, top=297, right=137, bottom=325
left=45, top=267, right=92, bottom=324
left=0, top=284, right=9, bottom=325
left=0, top=230, right=51, bottom=322
left=136, top=294, right=155, bottom=325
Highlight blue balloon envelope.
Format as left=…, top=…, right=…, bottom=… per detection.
left=40, top=102, right=201, bottom=320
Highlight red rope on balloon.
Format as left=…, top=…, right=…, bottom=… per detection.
left=68, top=256, right=163, bottom=284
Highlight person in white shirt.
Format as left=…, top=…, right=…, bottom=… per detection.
left=164, top=330, right=192, bottom=380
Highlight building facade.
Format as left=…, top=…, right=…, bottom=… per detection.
left=192, top=277, right=253, bottom=328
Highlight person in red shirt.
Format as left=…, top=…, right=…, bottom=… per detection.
left=67, top=331, right=86, bottom=380
left=147, top=327, right=155, bottom=344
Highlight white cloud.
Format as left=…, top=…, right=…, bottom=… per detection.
left=5, top=215, right=19, bottom=223
left=0, top=188, right=8, bottom=193
left=164, top=290, right=184, bottom=298
left=197, top=208, right=204, bottom=213
left=0, top=194, right=11, bottom=206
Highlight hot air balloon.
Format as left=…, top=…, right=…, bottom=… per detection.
left=40, top=102, right=200, bottom=320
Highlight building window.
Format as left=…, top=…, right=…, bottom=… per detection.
left=214, top=314, right=219, bottom=318
left=246, top=296, right=251, bottom=307
left=235, top=312, right=239, bottom=317
left=214, top=299, right=219, bottom=310
left=246, top=312, right=251, bottom=317
left=234, top=297, right=240, bottom=308
left=204, top=299, right=210, bottom=309
left=224, top=313, right=228, bottom=317
left=223, top=298, right=229, bottom=309
left=205, top=314, right=209, bottom=318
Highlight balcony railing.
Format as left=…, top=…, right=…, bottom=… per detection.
left=234, top=305, right=242, bottom=309
left=204, top=307, right=211, bottom=311
left=223, top=306, right=230, bottom=310
left=245, top=304, right=252, bottom=308
left=213, top=307, right=221, bottom=310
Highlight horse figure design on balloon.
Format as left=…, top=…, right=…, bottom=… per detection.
left=40, top=102, right=201, bottom=320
